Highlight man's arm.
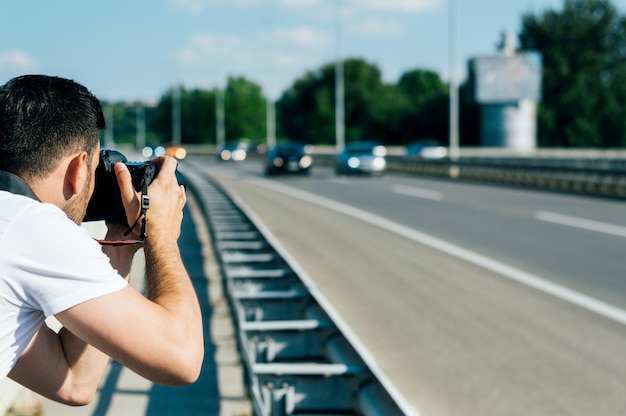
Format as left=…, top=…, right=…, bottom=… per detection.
left=7, top=227, right=139, bottom=405
left=57, top=157, right=203, bottom=385
left=9, top=157, right=203, bottom=404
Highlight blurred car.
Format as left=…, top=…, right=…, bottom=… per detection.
left=245, top=141, right=267, bottom=156
left=165, top=144, right=187, bottom=159
left=406, top=139, right=448, bottom=159
left=265, top=142, right=314, bottom=175
left=218, top=141, right=248, bottom=162
left=335, top=142, right=387, bottom=175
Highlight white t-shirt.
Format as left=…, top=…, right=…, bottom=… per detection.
left=0, top=191, right=128, bottom=379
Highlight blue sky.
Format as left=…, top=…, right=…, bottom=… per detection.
left=1, top=0, right=625, bottom=102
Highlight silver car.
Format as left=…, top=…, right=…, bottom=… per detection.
left=335, top=142, right=387, bottom=175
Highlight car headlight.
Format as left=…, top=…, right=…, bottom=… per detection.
left=373, top=146, right=387, bottom=157
left=347, top=157, right=361, bottom=168
left=220, top=149, right=232, bottom=161
left=299, top=155, right=312, bottom=168
left=170, top=147, right=187, bottom=159
left=141, top=146, right=154, bottom=158
left=154, top=146, right=166, bottom=156
left=273, top=157, right=284, bottom=167
left=232, top=149, right=247, bottom=161
left=373, top=157, right=386, bottom=169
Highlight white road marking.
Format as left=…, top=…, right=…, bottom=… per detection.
left=247, top=177, right=626, bottom=327
left=235, top=178, right=421, bottom=416
left=536, top=211, right=626, bottom=238
left=392, top=184, right=443, bottom=201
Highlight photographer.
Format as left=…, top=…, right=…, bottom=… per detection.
left=0, top=75, right=203, bottom=405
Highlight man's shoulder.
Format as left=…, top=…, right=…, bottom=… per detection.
left=0, top=191, right=75, bottom=245
left=0, top=190, right=63, bottom=221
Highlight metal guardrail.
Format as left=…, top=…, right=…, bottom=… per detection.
left=310, top=154, right=626, bottom=199
left=183, top=144, right=626, bottom=198
left=181, top=163, right=415, bottom=416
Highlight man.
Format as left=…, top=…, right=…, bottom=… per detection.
left=0, top=75, right=204, bottom=405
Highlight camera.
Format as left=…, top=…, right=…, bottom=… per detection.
left=84, top=149, right=159, bottom=223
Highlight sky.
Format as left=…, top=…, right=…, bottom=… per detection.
left=1, top=0, right=625, bottom=103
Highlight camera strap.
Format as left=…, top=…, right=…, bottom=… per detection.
left=0, top=171, right=40, bottom=201
left=97, top=182, right=149, bottom=246
left=124, top=181, right=149, bottom=240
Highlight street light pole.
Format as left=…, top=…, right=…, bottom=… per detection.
left=215, top=86, right=225, bottom=149
left=448, top=0, right=460, bottom=162
left=335, top=0, right=345, bottom=153
left=172, top=84, right=182, bottom=145
left=136, top=101, right=145, bottom=151
left=264, top=13, right=277, bottom=149
left=104, top=104, right=114, bottom=148
left=266, top=99, right=276, bottom=149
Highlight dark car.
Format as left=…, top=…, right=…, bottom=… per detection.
left=218, top=141, right=248, bottom=162
left=265, top=142, right=314, bottom=175
left=335, top=142, right=387, bottom=175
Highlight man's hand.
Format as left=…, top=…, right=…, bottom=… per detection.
left=142, top=156, right=186, bottom=243
left=112, top=156, right=186, bottom=243
left=112, top=162, right=142, bottom=241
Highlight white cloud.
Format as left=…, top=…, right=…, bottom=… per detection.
left=169, top=0, right=321, bottom=13
left=355, top=18, right=404, bottom=36
left=189, top=33, right=244, bottom=54
left=171, top=26, right=333, bottom=98
left=269, top=26, right=331, bottom=48
left=280, top=0, right=321, bottom=6
left=168, top=0, right=263, bottom=13
left=0, top=50, right=39, bottom=72
left=354, top=0, right=442, bottom=13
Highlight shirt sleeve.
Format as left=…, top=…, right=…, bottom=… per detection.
left=7, top=202, right=128, bottom=317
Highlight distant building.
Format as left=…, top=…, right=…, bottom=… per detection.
left=467, top=33, right=542, bottom=151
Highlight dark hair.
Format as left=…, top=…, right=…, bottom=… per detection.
left=0, top=75, right=105, bottom=181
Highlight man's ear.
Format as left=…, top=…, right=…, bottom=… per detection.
left=63, top=151, right=88, bottom=199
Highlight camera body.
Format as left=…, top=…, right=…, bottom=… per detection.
left=84, top=149, right=156, bottom=223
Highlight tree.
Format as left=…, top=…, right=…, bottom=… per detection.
left=519, top=0, right=626, bottom=147
left=396, top=69, right=449, bottom=144
left=150, top=87, right=217, bottom=145
left=277, top=68, right=335, bottom=144
left=278, top=58, right=409, bottom=145
left=100, top=101, right=160, bottom=148
left=224, top=76, right=266, bottom=142
left=148, top=76, right=266, bottom=146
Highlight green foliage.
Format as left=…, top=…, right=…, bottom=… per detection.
left=397, top=69, right=450, bottom=144
left=277, top=65, right=338, bottom=144
left=100, top=102, right=160, bottom=147
left=224, top=76, right=266, bottom=142
left=277, top=59, right=450, bottom=145
left=150, top=87, right=217, bottom=145
left=134, top=76, right=267, bottom=146
left=520, top=0, right=626, bottom=147
left=104, top=0, right=626, bottom=151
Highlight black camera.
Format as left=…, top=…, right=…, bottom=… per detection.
left=84, top=149, right=158, bottom=223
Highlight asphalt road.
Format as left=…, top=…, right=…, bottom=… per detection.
left=186, top=156, right=626, bottom=416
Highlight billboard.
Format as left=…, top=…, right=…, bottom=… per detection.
left=468, top=52, right=542, bottom=104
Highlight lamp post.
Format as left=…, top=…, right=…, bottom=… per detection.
left=136, top=101, right=145, bottom=151
left=335, top=0, right=345, bottom=153
left=264, top=13, right=277, bottom=149
left=215, top=85, right=225, bottom=150
left=104, top=104, right=114, bottom=148
left=266, top=98, right=276, bottom=149
left=172, top=84, right=182, bottom=145
left=448, top=0, right=460, bottom=163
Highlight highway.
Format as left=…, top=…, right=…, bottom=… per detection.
left=186, top=155, right=626, bottom=416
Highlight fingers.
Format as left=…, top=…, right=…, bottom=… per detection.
left=151, top=156, right=177, bottom=174
left=113, top=162, right=141, bottom=227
